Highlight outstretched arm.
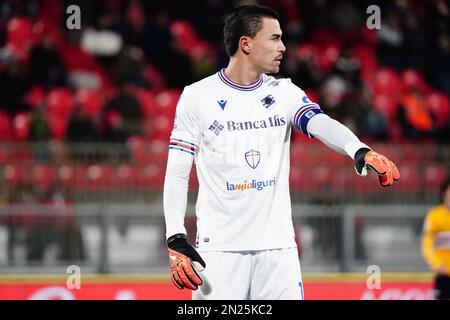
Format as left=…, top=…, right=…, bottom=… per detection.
left=307, top=113, right=400, bottom=186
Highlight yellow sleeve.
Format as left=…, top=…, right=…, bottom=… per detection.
left=421, top=210, right=442, bottom=270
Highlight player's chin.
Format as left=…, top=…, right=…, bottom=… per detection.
left=268, top=64, right=280, bottom=74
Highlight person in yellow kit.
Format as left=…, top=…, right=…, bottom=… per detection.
left=422, top=177, right=450, bottom=300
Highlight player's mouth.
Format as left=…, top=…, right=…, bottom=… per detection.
left=274, top=56, right=283, bottom=65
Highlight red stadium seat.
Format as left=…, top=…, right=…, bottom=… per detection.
left=401, top=69, right=429, bottom=93
left=149, top=114, right=174, bottom=141
left=424, top=165, right=448, bottom=189
left=352, top=45, right=377, bottom=82
left=135, top=89, right=156, bottom=118
left=154, top=89, right=181, bottom=116
left=127, top=135, right=154, bottom=164
left=45, top=88, right=75, bottom=117
left=74, top=88, right=104, bottom=120
left=6, top=17, right=32, bottom=60
left=317, top=43, right=340, bottom=72
left=115, top=164, right=137, bottom=190
left=86, top=165, right=114, bottom=191
left=3, top=164, right=29, bottom=188
left=170, top=20, right=199, bottom=54
left=396, top=164, right=421, bottom=193
left=139, top=163, right=164, bottom=190
left=372, top=68, right=401, bottom=96
left=373, top=93, right=398, bottom=121
left=12, top=113, right=30, bottom=141
left=31, top=165, right=55, bottom=190
left=47, top=114, right=69, bottom=140
left=297, top=44, right=319, bottom=62
left=58, top=165, right=87, bottom=191
left=25, top=86, right=45, bottom=110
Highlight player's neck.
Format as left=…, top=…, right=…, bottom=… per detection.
left=224, top=59, right=261, bottom=85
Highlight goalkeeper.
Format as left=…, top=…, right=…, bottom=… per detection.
left=163, top=4, right=400, bottom=300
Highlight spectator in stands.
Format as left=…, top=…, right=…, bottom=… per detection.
left=330, top=0, right=361, bottom=33
left=103, top=83, right=143, bottom=137
left=142, top=10, right=194, bottom=87
left=422, top=177, right=450, bottom=300
left=114, top=45, right=148, bottom=87
left=332, top=44, right=389, bottom=140
left=0, top=53, right=30, bottom=115
left=67, top=107, right=102, bottom=143
left=100, top=109, right=130, bottom=162
left=402, top=11, right=427, bottom=71
left=397, top=88, right=436, bottom=140
left=429, top=34, right=450, bottom=94
left=29, top=109, right=51, bottom=142
left=280, top=41, right=324, bottom=90
left=376, top=10, right=404, bottom=70
left=29, top=34, right=67, bottom=88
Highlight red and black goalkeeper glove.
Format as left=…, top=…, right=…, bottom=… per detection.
left=167, top=233, right=206, bottom=290
left=354, top=148, right=400, bottom=186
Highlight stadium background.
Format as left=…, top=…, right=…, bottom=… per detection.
left=0, top=0, right=449, bottom=299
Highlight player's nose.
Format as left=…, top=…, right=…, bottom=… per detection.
left=279, top=40, right=286, bottom=53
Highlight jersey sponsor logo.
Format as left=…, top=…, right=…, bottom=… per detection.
left=227, top=115, right=286, bottom=131
left=226, top=177, right=276, bottom=191
left=209, top=120, right=225, bottom=136
left=261, top=94, right=275, bottom=109
left=245, top=150, right=261, bottom=169
left=217, top=99, right=227, bottom=110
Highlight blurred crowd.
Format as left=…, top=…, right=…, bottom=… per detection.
left=0, top=0, right=449, bottom=146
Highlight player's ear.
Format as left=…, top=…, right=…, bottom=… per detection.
left=239, top=36, right=251, bottom=55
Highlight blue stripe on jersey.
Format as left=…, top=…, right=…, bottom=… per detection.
left=298, top=108, right=323, bottom=135
left=293, top=104, right=319, bottom=127
left=294, top=106, right=323, bottom=135
left=217, top=70, right=263, bottom=91
left=168, top=146, right=195, bottom=156
left=170, top=138, right=198, bottom=149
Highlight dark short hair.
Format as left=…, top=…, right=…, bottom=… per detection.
left=223, top=4, right=279, bottom=57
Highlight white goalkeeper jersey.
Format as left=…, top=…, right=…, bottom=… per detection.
left=167, top=69, right=323, bottom=252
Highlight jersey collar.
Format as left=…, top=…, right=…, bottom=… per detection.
left=218, top=68, right=263, bottom=91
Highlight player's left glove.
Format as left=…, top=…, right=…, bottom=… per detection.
left=167, top=233, right=206, bottom=290
left=354, top=148, right=400, bottom=187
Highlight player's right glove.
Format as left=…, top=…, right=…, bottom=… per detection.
left=354, top=148, right=400, bottom=187
left=167, top=233, right=206, bottom=290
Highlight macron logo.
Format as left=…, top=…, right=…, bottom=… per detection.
left=217, top=100, right=227, bottom=110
